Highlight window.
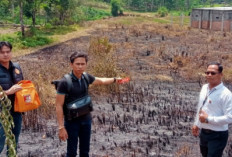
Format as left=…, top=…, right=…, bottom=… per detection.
left=229, top=13, right=232, bottom=20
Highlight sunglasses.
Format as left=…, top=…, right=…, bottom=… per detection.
left=205, top=71, right=219, bottom=75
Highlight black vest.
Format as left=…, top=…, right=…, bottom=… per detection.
left=0, top=62, right=23, bottom=111
left=0, top=62, right=23, bottom=90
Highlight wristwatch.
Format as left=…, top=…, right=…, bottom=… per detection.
left=205, top=117, right=209, bottom=123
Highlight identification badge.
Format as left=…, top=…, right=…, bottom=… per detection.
left=15, top=68, right=20, bottom=74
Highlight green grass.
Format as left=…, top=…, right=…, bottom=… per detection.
left=0, top=33, right=53, bottom=49
left=73, top=6, right=111, bottom=22
left=0, top=33, right=22, bottom=49
left=20, top=36, right=52, bottom=47
left=113, top=17, right=152, bottom=25
left=82, top=0, right=110, bottom=10
left=0, top=25, right=80, bottom=49
left=38, top=25, right=78, bottom=36
left=169, top=10, right=190, bottom=16
left=153, top=14, right=190, bottom=26
left=197, top=3, right=231, bottom=8
left=154, top=18, right=170, bottom=24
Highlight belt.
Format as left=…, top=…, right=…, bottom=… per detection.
left=202, top=129, right=216, bottom=133
left=202, top=129, right=228, bottom=134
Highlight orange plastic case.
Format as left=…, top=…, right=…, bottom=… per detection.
left=14, top=80, right=41, bottom=112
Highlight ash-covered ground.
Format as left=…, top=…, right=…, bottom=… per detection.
left=5, top=17, right=232, bottom=156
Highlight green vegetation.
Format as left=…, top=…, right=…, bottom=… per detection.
left=0, top=0, right=113, bottom=49
left=111, top=0, right=123, bottom=16
left=121, top=0, right=232, bottom=12
left=39, top=25, right=78, bottom=35
left=74, top=6, right=111, bottom=22
left=108, top=16, right=151, bottom=26
left=21, top=36, right=52, bottom=48
left=0, top=28, right=53, bottom=49
left=157, top=6, right=168, bottom=17
left=0, top=0, right=230, bottom=50
left=153, top=18, right=169, bottom=24
left=0, top=87, right=17, bottom=156
left=0, top=25, right=81, bottom=49
left=81, top=1, right=110, bottom=9
left=0, top=34, right=52, bottom=49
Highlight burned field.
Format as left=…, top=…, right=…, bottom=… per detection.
left=13, top=17, right=232, bottom=156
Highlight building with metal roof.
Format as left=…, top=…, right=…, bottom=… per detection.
left=191, top=7, right=232, bottom=31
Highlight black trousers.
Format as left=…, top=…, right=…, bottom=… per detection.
left=200, top=129, right=228, bottom=157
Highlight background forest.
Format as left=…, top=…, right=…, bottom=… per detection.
left=0, top=0, right=232, bottom=38
left=0, top=0, right=232, bottom=49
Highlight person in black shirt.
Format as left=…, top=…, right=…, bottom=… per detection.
left=0, top=41, right=24, bottom=155
left=55, top=51, right=123, bottom=157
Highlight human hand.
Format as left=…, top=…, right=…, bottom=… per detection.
left=59, top=127, right=68, bottom=141
left=199, top=110, right=208, bottom=123
left=192, top=125, right=199, bottom=137
left=7, top=84, right=22, bottom=95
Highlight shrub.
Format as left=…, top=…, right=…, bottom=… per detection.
left=158, top=6, right=168, bottom=17
left=88, top=37, right=123, bottom=94
left=44, top=23, right=53, bottom=29
left=111, top=0, right=122, bottom=17
left=72, top=6, right=111, bottom=22
left=119, top=8, right=123, bottom=15
left=21, top=36, right=52, bottom=47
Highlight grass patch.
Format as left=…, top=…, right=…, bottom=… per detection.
left=197, top=3, right=230, bottom=8
left=82, top=1, right=110, bottom=10
left=21, top=36, right=52, bottom=47
left=153, top=15, right=190, bottom=26
left=74, top=6, right=111, bottom=22
left=110, top=17, right=152, bottom=26
left=0, top=33, right=53, bottom=49
left=38, top=25, right=78, bottom=36
left=169, top=10, right=190, bottom=16
left=0, top=33, right=24, bottom=49
left=0, top=25, right=83, bottom=50
left=154, top=18, right=170, bottom=24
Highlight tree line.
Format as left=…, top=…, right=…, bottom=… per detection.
left=1, top=0, right=82, bottom=26
left=0, top=0, right=112, bottom=37
left=0, top=0, right=232, bottom=38
left=110, top=0, right=232, bottom=11
left=99, top=0, right=232, bottom=11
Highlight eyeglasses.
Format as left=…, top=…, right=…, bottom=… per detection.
left=205, top=71, right=219, bottom=75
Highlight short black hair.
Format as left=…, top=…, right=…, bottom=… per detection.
left=70, top=51, right=88, bottom=63
left=207, top=62, right=223, bottom=73
left=0, top=41, right=13, bottom=51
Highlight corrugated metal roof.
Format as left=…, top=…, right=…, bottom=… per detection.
left=193, top=7, right=232, bottom=11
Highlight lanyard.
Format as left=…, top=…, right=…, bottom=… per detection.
left=199, top=87, right=216, bottom=111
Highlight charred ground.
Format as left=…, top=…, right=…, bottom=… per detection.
left=9, top=17, right=232, bottom=157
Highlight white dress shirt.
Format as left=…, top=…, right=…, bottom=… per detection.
left=194, top=82, right=232, bottom=131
